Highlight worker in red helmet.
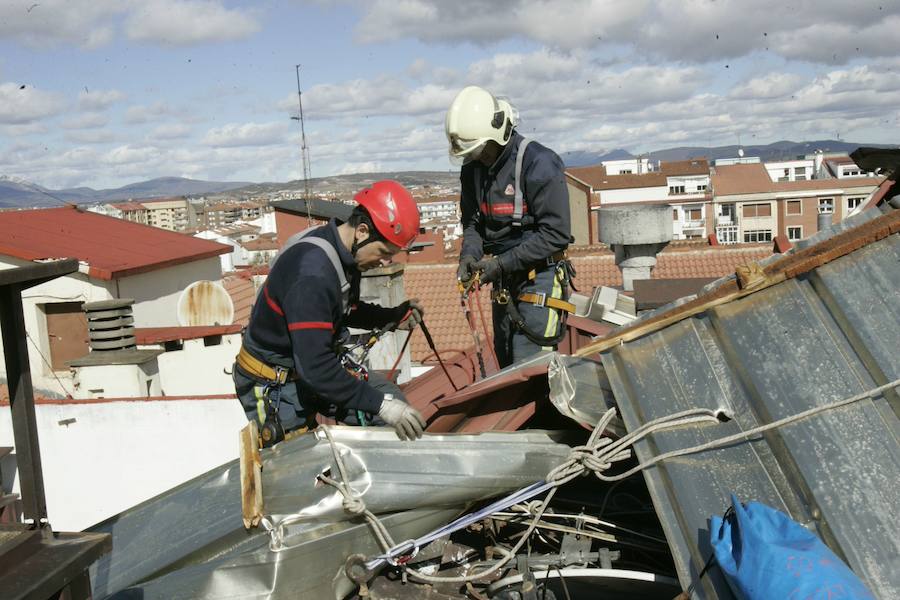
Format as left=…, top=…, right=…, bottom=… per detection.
left=234, top=180, right=427, bottom=447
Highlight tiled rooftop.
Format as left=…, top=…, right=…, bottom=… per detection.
left=660, top=158, right=710, bottom=176
left=222, top=274, right=255, bottom=327
left=402, top=244, right=774, bottom=361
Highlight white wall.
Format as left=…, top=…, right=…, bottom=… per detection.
left=118, top=257, right=223, bottom=327
left=149, top=333, right=241, bottom=396
left=765, top=159, right=815, bottom=182
left=0, top=397, right=246, bottom=531
left=195, top=231, right=241, bottom=271
left=599, top=186, right=669, bottom=204
left=602, top=158, right=652, bottom=175
left=72, top=361, right=162, bottom=399
left=0, top=257, right=115, bottom=397
left=666, top=174, right=709, bottom=195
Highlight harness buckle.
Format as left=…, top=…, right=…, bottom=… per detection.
left=533, top=292, right=547, bottom=308
left=273, top=365, right=290, bottom=385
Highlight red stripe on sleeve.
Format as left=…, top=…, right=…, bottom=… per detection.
left=287, top=321, right=334, bottom=332
left=263, top=285, right=284, bottom=316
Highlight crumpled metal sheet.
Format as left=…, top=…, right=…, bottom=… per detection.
left=600, top=230, right=900, bottom=599
left=91, top=427, right=574, bottom=598
left=547, top=353, right=620, bottom=433
left=110, top=508, right=460, bottom=600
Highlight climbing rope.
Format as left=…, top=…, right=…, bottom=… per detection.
left=308, top=378, right=900, bottom=585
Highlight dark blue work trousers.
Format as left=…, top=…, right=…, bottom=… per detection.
left=233, top=365, right=401, bottom=434
left=492, top=263, right=567, bottom=368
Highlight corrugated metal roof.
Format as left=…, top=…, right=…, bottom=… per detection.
left=593, top=207, right=900, bottom=598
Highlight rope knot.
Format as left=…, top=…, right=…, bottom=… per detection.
left=343, top=495, right=366, bottom=515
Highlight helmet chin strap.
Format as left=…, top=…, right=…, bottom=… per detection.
left=351, top=233, right=378, bottom=256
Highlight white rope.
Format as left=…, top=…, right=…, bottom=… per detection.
left=316, top=378, right=899, bottom=585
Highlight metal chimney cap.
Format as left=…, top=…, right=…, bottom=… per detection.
left=598, top=205, right=674, bottom=246
left=82, top=298, right=136, bottom=311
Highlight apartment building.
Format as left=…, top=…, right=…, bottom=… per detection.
left=568, top=154, right=880, bottom=244
left=710, top=163, right=881, bottom=244
left=141, top=197, right=190, bottom=231
left=418, top=199, right=458, bottom=221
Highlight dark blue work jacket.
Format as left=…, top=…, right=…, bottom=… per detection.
left=459, top=131, right=571, bottom=274
left=241, top=219, right=397, bottom=414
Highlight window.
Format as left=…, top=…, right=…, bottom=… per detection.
left=787, top=226, right=803, bottom=241
left=847, top=197, right=864, bottom=211
left=673, top=209, right=678, bottom=221
left=669, top=185, right=685, bottom=195
left=743, top=229, right=773, bottom=243
left=795, top=166, right=806, bottom=174
left=697, top=184, right=708, bottom=192
left=742, top=203, right=772, bottom=218
left=786, top=200, right=802, bottom=215
left=621, top=169, right=633, bottom=174
left=685, top=207, right=702, bottom=221
left=818, top=198, right=834, bottom=214
left=717, top=225, right=738, bottom=244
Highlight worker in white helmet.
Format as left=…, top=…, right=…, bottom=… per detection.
left=446, top=85, right=575, bottom=368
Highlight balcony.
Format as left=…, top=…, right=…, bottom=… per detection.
left=715, top=215, right=733, bottom=226
left=682, top=219, right=706, bottom=230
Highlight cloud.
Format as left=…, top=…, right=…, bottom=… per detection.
left=78, top=88, right=126, bottom=111
left=62, top=112, right=110, bottom=130
left=729, top=73, right=806, bottom=100
left=203, top=122, right=287, bottom=147
left=0, top=0, right=259, bottom=49
left=125, top=0, right=261, bottom=45
left=64, top=129, right=118, bottom=144
left=354, top=0, right=647, bottom=50
left=0, top=0, right=124, bottom=49
left=124, top=102, right=173, bottom=124
left=352, top=0, right=900, bottom=64
left=149, top=123, right=192, bottom=140
left=299, top=76, right=458, bottom=119
left=0, top=83, right=66, bottom=124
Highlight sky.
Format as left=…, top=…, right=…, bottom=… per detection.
left=1, top=0, right=899, bottom=190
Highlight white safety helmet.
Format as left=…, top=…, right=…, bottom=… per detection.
left=445, top=86, right=519, bottom=165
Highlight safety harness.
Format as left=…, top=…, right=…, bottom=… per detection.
left=496, top=137, right=577, bottom=347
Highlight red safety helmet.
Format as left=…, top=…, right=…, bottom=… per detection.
left=353, top=180, right=420, bottom=249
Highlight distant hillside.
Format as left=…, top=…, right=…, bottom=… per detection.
left=0, top=176, right=252, bottom=209
left=229, top=171, right=460, bottom=197
left=4, top=139, right=895, bottom=209
left=564, top=140, right=899, bottom=167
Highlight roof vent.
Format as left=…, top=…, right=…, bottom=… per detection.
left=82, top=298, right=136, bottom=351
left=599, top=206, right=673, bottom=291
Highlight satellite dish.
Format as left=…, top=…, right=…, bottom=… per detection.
left=176, top=280, right=235, bottom=326
left=738, top=148, right=745, bottom=157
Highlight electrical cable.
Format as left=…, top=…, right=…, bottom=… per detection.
left=309, top=378, right=900, bottom=586
left=24, top=331, right=73, bottom=398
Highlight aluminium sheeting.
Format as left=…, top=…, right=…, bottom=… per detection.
left=601, top=229, right=900, bottom=599
left=89, top=427, right=574, bottom=598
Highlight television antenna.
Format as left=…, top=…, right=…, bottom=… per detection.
left=291, top=65, right=312, bottom=212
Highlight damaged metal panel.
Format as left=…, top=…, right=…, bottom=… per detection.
left=112, top=508, right=459, bottom=600
left=90, top=428, right=574, bottom=598
left=602, top=232, right=900, bottom=599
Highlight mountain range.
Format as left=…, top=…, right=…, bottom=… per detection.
left=2, top=140, right=895, bottom=209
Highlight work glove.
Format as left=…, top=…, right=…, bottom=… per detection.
left=473, top=257, right=502, bottom=285
left=377, top=395, right=426, bottom=441
left=457, top=255, right=477, bottom=285
left=395, top=299, right=424, bottom=331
